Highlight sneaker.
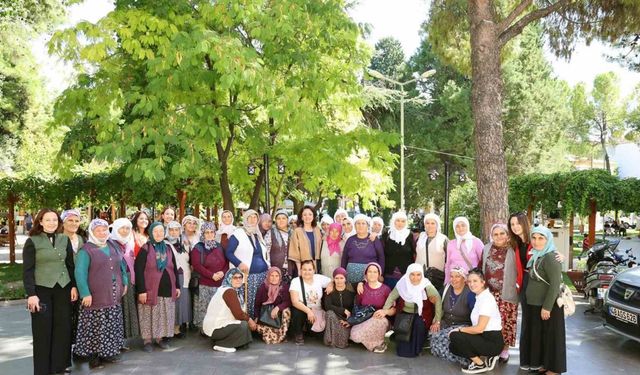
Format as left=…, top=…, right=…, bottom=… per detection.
left=487, top=356, right=499, bottom=370
left=142, top=343, right=153, bottom=353
left=295, top=334, right=305, bottom=345
left=461, top=361, right=488, bottom=374
left=213, top=345, right=236, bottom=353
left=373, top=343, right=387, bottom=353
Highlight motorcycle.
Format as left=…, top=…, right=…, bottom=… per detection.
left=579, top=239, right=636, bottom=313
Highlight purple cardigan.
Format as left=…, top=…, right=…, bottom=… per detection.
left=341, top=235, right=385, bottom=271
left=83, top=242, right=124, bottom=310
left=253, top=282, right=291, bottom=318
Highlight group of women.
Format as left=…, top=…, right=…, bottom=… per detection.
left=23, top=205, right=566, bottom=374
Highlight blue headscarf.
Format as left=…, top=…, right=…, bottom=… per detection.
left=222, top=268, right=245, bottom=308
left=148, top=221, right=168, bottom=272
left=527, top=226, right=556, bottom=268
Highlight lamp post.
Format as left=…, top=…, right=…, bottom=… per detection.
left=429, top=161, right=467, bottom=236
left=248, top=157, right=286, bottom=213
left=368, top=68, right=436, bottom=212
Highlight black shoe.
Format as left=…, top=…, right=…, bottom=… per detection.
left=156, top=340, right=170, bottom=350
left=174, top=332, right=186, bottom=339
left=142, top=343, right=153, bottom=353
left=461, top=361, right=488, bottom=374
left=101, top=355, right=121, bottom=363
left=89, top=358, right=103, bottom=369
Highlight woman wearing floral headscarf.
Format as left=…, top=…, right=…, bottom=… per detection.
left=382, top=211, right=416, bottom=289
left=180, top=215, right=201, bottom=251
left=253, top=267, right=292, bottom=344
left=191, top=221, right=228, bottom=328
left=203, top=268, right=256, bottom=352
left=74, top=219, right=128, bottom=368
left=416, top=213, right=449, bottom=291
left=226, top=209, right=270, bottom=319
left=135, top=222, right=180, bottom=352
left=444, top=217, right=484, bottom=284
left=109, top=218, right=139, bottom=346
left=320, top=222, right=345, bottom=278
left=216, top=210, right=236, bottom=250
left=166, top=221, right=191, bottom=338
left=61, top=209, right=84, bottom=254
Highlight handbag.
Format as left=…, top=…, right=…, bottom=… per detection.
left=423, top=237, right=445, bottom=291
left=532, top=259, right=575, bottom=317
left=259, top=304, right=282, bottom=328
left=393, top=304, right=417, bottom=342
left=189, top=243, right=206, bottom=290
left=346, top=304, right=376, bottom=326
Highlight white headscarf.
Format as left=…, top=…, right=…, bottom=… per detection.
left=353, top=214, right=370, bottom=237
left=397, top=263, right=432, bottom=312
left=242, top=209, right=260, bottom=236
left=453, top=216, right=474, bottom=251
left=342, top=216, right=356, bottom=238
left=388, top=211, right=411, bottom=245
left=333, top=209, right=348, bottom=223
left=423, top=213, right=442, bottom=236
left=216, top=210, right=236, bottom=241
left=110, top=218, right=133, bottom=245
left=371, top=216, right=384, bottom=235
left=88, top=219, right=110, bottom=247
left=320, top=214, right=334, bottom=225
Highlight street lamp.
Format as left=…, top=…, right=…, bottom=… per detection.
left=368, top=68, right=436, bottom=212
left=248, top=156, right=286, bottom=214
left=428, top=161, right=468, bottom=236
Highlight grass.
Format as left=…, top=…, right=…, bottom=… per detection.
left=0, top=263, right=25, bottom=300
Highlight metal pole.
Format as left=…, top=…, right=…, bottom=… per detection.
left=264, top=153, right=271, bottom=213
left=444, top=161, right=450, bottom=237
left=400, top=85, right=405, bottom=212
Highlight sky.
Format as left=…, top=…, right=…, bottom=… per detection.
left=33, top=0, right=640, bottom=98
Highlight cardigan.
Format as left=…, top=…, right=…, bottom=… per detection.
left=288, top=226, right=323, bottom=265
left=481, top=243, right=519, bottom=304
left=444, top=237, right=484, bottom=284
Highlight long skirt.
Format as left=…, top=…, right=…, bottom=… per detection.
left=195, top=285, right=217, bottom=327
left=121, top=280, right=140, bottom=339
left=346, top=263, right=368, bottom=284
left=138, top=297, right=175, bottom=341
left=430, top=325, right=471, bottom=366
left=73, top=305, right=124, bottom=358
left=520, top=303, right=567, bottom=373
left=492, top=291, right=518, bottom=347
left=247, top=271, right=268, bottom=319
left=350, top=317, right=389, bottom=351
left=323, top=311, right=351, bottom=348
left=396, top=313, right=426, bottom=358
left=210, top=321, right=252, bottom=348
left=256, top=308, right=291, bottom=344
left=175, top=274, right=192, bottom=326
left=71, top=300, right=80, bottom=345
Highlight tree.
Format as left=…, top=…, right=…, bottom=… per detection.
left=428, top=0, right=640, bottom=237
left=370, top=37, right=405, bottom=79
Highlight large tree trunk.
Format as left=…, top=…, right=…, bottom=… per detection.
left=249, top=165, right=265, bottom=211
left=588, top=199, right=596, bottom=248
left=217, top=146, right=234, bottom=212
left=469, top=0, right=509, bottom=239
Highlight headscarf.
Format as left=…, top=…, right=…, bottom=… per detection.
left=259, top=213, right=272, bottom=236
left=148, top=221, right=168, bottom=272
left=333, top=209, right=348, bottom=223
left=326, top=222, right=343, bottom=256
left=423, top=213, right=442, bottom=236
left=262, top=267, right=282, bottom=305
left=289, top=215, right=298, bottom=224
left=363, top=262, right=384, bottom=283
left=342, top=216, right=356, bottom=238
left=88, top=218, right=109, bottom=247
left=371, top=216, right=385, bottom=235
left=200, top=221, right=218, bottom=251
left=216, top=210, right=236, bottom=242
left=397, top=263, right=433, bottom=312
left=165, top=220, right=182, bottom=245
left=110, top=218, right=133, bottom=245
left=272, top=209, right=289, bottom=247
left=181, top=215, right=200, bottom=248
left=388, top=211, right=410, bottom=245
left=490, top=223, right=510, bottom=248
left=61, top=209, right=82, bottom=223
left=450, top=265, right=468, bottom=279
left=527, top=226, right=556, bottom=268
left=320, top=215, right=334, bottom=226
left=222, top=268, right=245, bottom=307
left=333, top=267, right=347, bottom=278
left=242, top=209, right=260, bottom=236
left=453, top=216, right=474, bottom=251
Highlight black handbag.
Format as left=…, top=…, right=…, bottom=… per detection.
left=346, top=304, right=376, bottom=326
left=423, top=236, right=445, bottom=291
left=259, top=304, right=282, bottom=328
left=393, top=304, right=417, bottom=342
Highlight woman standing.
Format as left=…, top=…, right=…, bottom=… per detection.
left=215, top=210, right=236, bottom=250
left=520, top=226, right=566, bottom=375
left=181, top=215, right=201, bottom=251
left=135, top=222, right=180, bottom=352
left=320, top=214, right=334, bottom=235
left=226, top=210, right=270, bottom=319
left=253, top=267, right=292, bottom=344
left=333, top=209, right=348, bottom=225
left=341, top=217, right=355, bottom=239
left=350, top=262, right=393, bottom=353
left=430, top=266, right=476, bottom=366
left=61, top=209, right=84, bottom=254
left=288, top=206, right=322, bottom=273
left=109, top=218, right=139, bottom=346
left=323, top=267, right=355, bottom=348
left=23, top=208, right=78, bottom=375
left=203, top=268, right=256, bottom=352
left=320, top=223, right=345, bottom=278
left=416, top=213, right=449, bottom=292
left=259, top=213, right=272, bottom=236
left=482, top=223, right=521, bottom=363
left=159, top=207, right=175, bottom=227
left=131, top=211, right=150, bottom=257
left=74, top=219, right=127, bottom=368
left=191, top=222, right=228, bottom=328
left=264, top=210, right=293, bottom=278
left=382, top=211, right=415, bottom=289
left=448, top=268, right=504, bottom=373
left=381, top=263, right=442, bottom=358
left=445, top=217, right=484, bottom=284
left=370, top=216, right=385, bottom=239
left=166, top=221, right=191, bottom=338
left=341, top=214, right=384, bottom=284
left=289, top=260, right=332, bottom=345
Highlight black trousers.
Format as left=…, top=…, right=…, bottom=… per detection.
left=31, top=284, right=72, bottom=375
left=449, top=330, right=504, bottom=359
left=290, top=306, right=309, bottom=336
left=520, top=303, right=567, bottom=373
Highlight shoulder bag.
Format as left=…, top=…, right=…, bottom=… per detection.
left=424, top=236, right=445, bottom=291
left=393, top=303, right=417, bottom=342
left=532, top=259, right=575, bottom=317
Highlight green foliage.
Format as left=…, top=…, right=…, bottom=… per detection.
left=370, top=37, right=405, bottom=79
left=448, top=181, right=480, bottom=237
left=0, top=263, right=24, bottom=300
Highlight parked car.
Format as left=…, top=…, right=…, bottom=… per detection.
left=603, top=266, right=640, bottom=343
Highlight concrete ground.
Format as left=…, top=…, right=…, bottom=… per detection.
left=1, top=298, right=639, bottom=375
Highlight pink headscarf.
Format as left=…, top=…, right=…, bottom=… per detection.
left=326, top=223, right=343, bottom=256
left=263, top=267, right=283, bottom=305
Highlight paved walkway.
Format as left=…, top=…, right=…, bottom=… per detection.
left=1, top=299, right=639, bottom=374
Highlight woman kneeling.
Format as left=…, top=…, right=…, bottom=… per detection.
left=254, top=267, right=292, bottom=344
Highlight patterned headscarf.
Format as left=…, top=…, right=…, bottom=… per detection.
left=200, top=221, right=218, bottom=251
left=88, top=219, right=109, bottom=247
left=148, top=221, right=168, bottom=272
left=363, top=262, right=384, bottom=283
left=242, top=209, right=260, bottom=236
left=490, top=223, right=510, bottom=248
left=61, top=209, right=82, bottom=223
left=259, top=213, right=272, bottom=236
left=222, top=268, right=245, bottom=308
left=262, top=267, right=283, bottom=305
left=165, top=220, right=182, bottom=245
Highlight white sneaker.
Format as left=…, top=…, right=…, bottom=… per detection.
left=384, top=330, right=394, bottom=338
left=213, top=345, right=236, bottom=353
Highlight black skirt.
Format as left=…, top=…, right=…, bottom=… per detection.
left=520, top=302, right=567, bottom=373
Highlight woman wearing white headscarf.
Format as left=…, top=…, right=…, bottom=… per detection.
left=225, top=209, right=270, bottom=319
left=333, top=209, right=349, bottom=225
left=166, top=221, right=191, bottom=338
left=370, top=216, right=385, bottom=239
left=216, top=210, right=236, bottom=250
left=320, top=214, right=334, bottom=235
left=382, top=211, right=415, bottom=289
left=109, top=218, right=139, bottom=345
left=444, top=217, right=484, bottom=284
left=74, top=219, right=128, bottom=368
left=381, top=263, right=442, bottom=358
left=416, top=213, right=449, bottom=291
left=341, top=216, right=356, bottom=239
left=181, top=215, right=201, bottom=252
